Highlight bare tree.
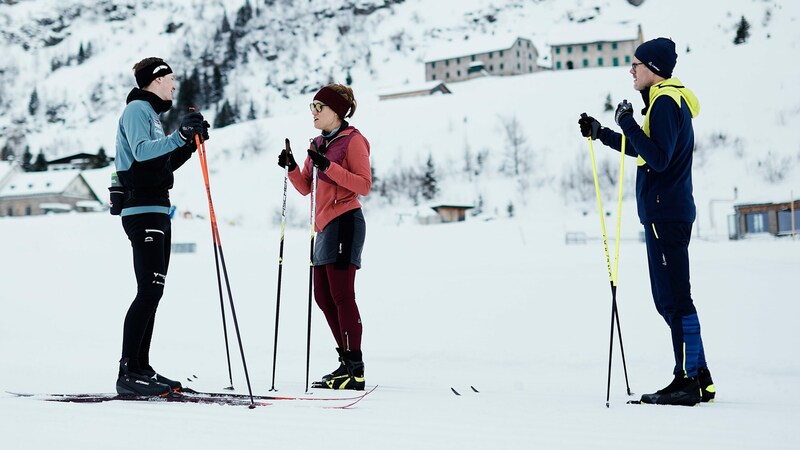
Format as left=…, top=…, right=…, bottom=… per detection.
left=498, top=115, right=531, bottom=176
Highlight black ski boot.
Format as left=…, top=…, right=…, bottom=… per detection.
left=639, top=374, right=701, bottom=406
left=116, top=358, right=171, bottom=397
left=698, top=367, right=715, bottom=403
left=320, top=347, right=347, bottom=382
left=313, top=350, right=365, bottom=390
left=140, top=365, right=183, bottom=392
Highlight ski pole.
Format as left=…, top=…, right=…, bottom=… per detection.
left=195, top=132, right=256, bottom=407
left=269, top=138, right=291, bottom=392
left=305, top=162, right=318, bottom=394
left=612, top=134, right=632, bottom=399
left=189, top=108, right=234, bottom=390
left=584, top=126, right=631, bottom=407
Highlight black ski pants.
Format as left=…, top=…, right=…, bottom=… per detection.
left=121, top=213, right=171, bottom=371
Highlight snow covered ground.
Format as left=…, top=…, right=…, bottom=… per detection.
left=1, top=207, right=798, bottom=449
left=2, top=0, right=800, bottom=448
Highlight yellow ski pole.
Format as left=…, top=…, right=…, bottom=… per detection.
left=585, top=126, right=632, bottom=407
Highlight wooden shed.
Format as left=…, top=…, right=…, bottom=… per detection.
left=431, top=204, right=474, bottom=223
left=730, top=200, right=800, bottom=239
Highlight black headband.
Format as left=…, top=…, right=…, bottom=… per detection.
left=135, top=60, right=173, bottom=88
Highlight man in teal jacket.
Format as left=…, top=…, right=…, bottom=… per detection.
left=114, top=57, right=208, bottom=396
left=578, top=38, right=715, bottom=406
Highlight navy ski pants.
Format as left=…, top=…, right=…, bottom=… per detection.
left=643, top=222, right=707, bottom=378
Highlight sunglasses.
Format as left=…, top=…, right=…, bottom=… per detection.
left=309, top=102, right=327, bottom=113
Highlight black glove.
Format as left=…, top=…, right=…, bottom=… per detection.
left=578, top=113, right=601, bottom=140
left=614, top=100, right=634, bottom=126
left=179, top=112, right=207, bottom=141
left=307, top=149, right=330, bottom=172
left=277, top=138, right=297, bottom=172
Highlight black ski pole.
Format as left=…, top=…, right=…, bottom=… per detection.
left=269, top=138, right=291, bottom=392
left=305, top=163, right=318, bottom=394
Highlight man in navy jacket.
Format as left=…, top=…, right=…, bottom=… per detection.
left=578, top=38, right=715, bottom=406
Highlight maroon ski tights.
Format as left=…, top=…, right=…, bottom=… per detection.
left=313, top=264, right=362, bottom=352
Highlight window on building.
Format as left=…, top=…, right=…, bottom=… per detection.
left=746, top=212, right=769, bottom=233
left=582, top=45, right=587, bottom=52
left=597, top=57, right=604, bottom=66
left=499, top=50, right=504, bottom=57
left=457, top=70, right=461, bottom=76
left=7, top=207, right=12, bottom=216
left=556, top=61, right=561, bottom=69
left=25, top=206, right=32, bottom=215
left=612, top=42, right=618, bottom=50
left=567, top=46, right=573, bottom=54
left=489, top=65, right=494, bottom=71
left=566, top=61, right=574, bottom=70
left=432, top=74, right=436, bottom=80
left=777, top=209, right=800, bottom=234
left=517, top=62, right=521, bottom=70
left=529, top=65, right=533, bottom=72
left=489, top=52, right=493, bottom=58
left=613, top=57, right=619, bottom=66
left=556, top=48, right=561, bottom=54
left=431, top=62, right=435, bottom=69
left=500, top=63, right=504, bottom=70
left=597, top=44, right=603, bottom=51
left=529, top=53, right=532, bottom=59
left=471, top=55, right=476, bottom=61
left=625, top=56, right=631, bottom=63
left=446, top=60, right=449, bottom=66
left=583, top=59, right=589, bottom=67
left=446, top=72, right=450, bottom=79
left=456, top=58, right=460, bottom=64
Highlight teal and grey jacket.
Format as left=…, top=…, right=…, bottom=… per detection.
left=115, top=88, right=194, bottom=216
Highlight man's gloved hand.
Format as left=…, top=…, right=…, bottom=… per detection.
left=307, top=149, right=331, bottom=172
left=614, top=100, right=634, bottom=126
left=179, top=112, right=207, bottom=141
left=277, top=138, right=297, bottom=172
left=578, top=113, right=601, bottom=140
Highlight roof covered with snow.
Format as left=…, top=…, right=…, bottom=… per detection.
left=424, top=34, right=532, bottom=62
left=0, top=170, right=84, bottom=197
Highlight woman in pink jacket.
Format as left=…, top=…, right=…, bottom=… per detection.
left=278, top=83, right=371, bottom=390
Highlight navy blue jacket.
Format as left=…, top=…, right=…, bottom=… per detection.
left=597, top=79, right=699, bottom=224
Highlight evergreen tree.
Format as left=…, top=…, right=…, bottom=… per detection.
left=214, top=100, right=237, bottom=128
left=220, top=11, right=231, bottom=33
left=93, top=146, right=109, bottom=168
left=247, top=100, right=257, bottom=120
left=1, top=142, right=14, bottom=161
left=734, top=16, right=751, bottom=45
left=421, top=154, right=438, bottom=201
left=604, top=93, right=614, bottom=112
left=78, top=42, right=86, bottom=64
left=33, top=151, right=48, bottom=172
left=235, top=0, right=253, bottom=31
left=21, top=146, right=33, bottom=171
left=28, top=88, right=40, bottom=116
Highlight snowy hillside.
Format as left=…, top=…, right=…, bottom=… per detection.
left=1, top=1, right=800, bottom=449
left=1, top=0, right=799, bottom=231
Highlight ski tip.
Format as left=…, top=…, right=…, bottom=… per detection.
left=450, top=387, right=461, bottom=396
left=626, top=400, right=642, bottom=404
left=224, top=386, right=235, bottom=391
left=470, top=386, right=480, bottom=393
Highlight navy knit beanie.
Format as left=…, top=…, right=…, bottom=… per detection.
left=634, top=38, right=677, bottom=79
